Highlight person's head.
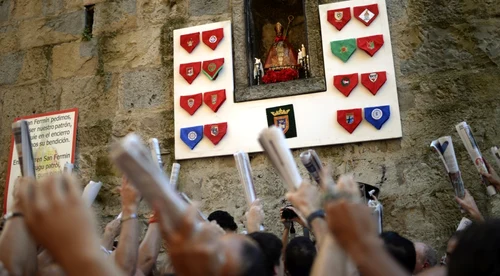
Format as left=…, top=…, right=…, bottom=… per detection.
left=448, top=219, right=500, bottom=276
left=219, top=233, right=266, bottom=276
left=380, top=231, right=416, bottom=273
left=443, top=230, right=463, bottom=266
left=285, top=236, right=316, bottom=276
left=247, top=232, right=283, bottom=276
left=414, top=242, right=438, bottom=273
left=208, top=210, right=238, bottom=232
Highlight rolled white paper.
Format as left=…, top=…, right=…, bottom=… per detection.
left=170, top=163, right=181, bottom=189
left=82, top=181, right=102, bottom=207
left=430, top=137, right=465, bottom=198
left=300, top=149, right=323, bottom=185
left=456, top=122, right=496, bottom=196
left=64, top=162, right=74, bottom=173
left=116, top=212, right=122, bottom=220
left=12, top=120, right=36, bottom=178
left=234, top=151, right=257, bottom=207
left=258, top=126, right=302, bottom=191
left=148, top=138, right=164, bottom=169
left=110, top=134, right=188, bottom=228
left=456, top=217, right=472, bottom=231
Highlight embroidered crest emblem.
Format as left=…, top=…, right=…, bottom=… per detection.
left=369, top=73, right=378, bottom=82
left=346, top=113, right=354, bottom=124
left=367, top=41, right=375, bottom=50
left=341, top=46, right=348, bottom=53
left=271, top=108, right=290, bottom=134
left=208, top=63, right=217, bottom=72
left=211, top=94, right=217, bottom=105
left=371, top=108, right=383, bottom=120
left=188, top=131, right=197, bottom=141
left=361, top=9, right=375, bottom=23
left=341, top=77, right=350, bottom=86
left=187, top=98, right=194, bottom=108
left=187, top=39, right=193, bottom=47
left=335, top=11, right=343, bottom=21
left=211, top=126, right=219, bottom=136
left=209, top=35, right=217, bottom=43
left=186, top=67, right=194, bottom=76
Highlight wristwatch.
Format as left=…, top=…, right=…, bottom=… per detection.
left=3, top=212, right=23, bottom=221
left=306, top=210, right=325, bottom=229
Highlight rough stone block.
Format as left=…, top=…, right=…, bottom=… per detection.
left=0, top=51, right=24, bottom=85
left=101, top=27, right=161, bottom=72
left=12, top=0, right=42, bottom=20
left=189, top=0, right=229, bottom=16
left=52, top=40, right=97, bottom=79
left=18, top=13, right=82, bottom=49
left=137, top=0, right=171, bottom=26
left=93, top=0, right=137, bottom=34
left=0, top=0, right=10, bottom=23
left=0, top=25, right=20, bottom=55
left=57, top=75, right=118, bottom=125
left=473, top=19, right=500, bottom=66
left=112, top=109, right=172, bottom=142
left=18, top=47, right=50, bottom=84
left=120, top=68, right=165, bottom=109
left=0, top=83, right=60, bottom=125
left=43, top=0, right=65, bottom=16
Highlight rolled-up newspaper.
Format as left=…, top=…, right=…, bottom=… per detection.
left=456, top=217, right=472, bottom=231
left=430, top=136, right=465, bottom=198
left=258, top=126, right=302, bottom=191
left=82, top=181, right=102, bottom=207
left=234, top=151, right=257, bottom=207
left=63, top=162, right=74, bottom=173
left=12, top=120, right=36, bottom=178
left=490, top=146, right=500, bottom=171
left=148, top=138, right=164, bottom=169
left=456, top=122, right=496, bottom=196
left=179, top=192, right=208, bottom=221
left=170, top=163, right=181, bottom=189
left=300, top=149, right=323, bottom=185
left=110, top=134, right=190, bottom=228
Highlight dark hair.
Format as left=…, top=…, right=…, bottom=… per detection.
left=285, top=236, right=316, bottom=276
left=207, top=210, right=237, bottom=231
left=380, top=231, right=416, bottom=273
left=448, top=219, right=500, bottom=276
left=247, top=232, right=283, bottom=276
left=240, top=239, right=267, bottom=276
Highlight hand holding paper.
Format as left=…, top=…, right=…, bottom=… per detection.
left=300, top=149, right=324, bottom=185
left=234, top=151, right=257, bottom=207
left=258, top=126, right=302, bottom=191
left=12, top=120, right=36, bottom=178
left=170, top=163, right=181, bottom=189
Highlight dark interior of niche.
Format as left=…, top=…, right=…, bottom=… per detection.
left=245, top=0, right=308, bottom=86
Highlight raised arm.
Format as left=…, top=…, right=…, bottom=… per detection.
left=0, top=177, right=38, bottom=275
left=111, top=177, right=141, bottom=276
left=137, top=212, right=162, bottom=275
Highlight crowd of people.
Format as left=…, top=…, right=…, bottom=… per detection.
left=0, top=158, right=500, bottom=276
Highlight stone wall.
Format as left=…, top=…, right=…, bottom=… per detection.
left=1, top=0, right=500, bottom=255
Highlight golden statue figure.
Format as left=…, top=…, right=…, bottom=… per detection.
left=264, top=16, right=298, bottom=71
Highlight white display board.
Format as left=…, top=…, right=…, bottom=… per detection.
left=3, top=108, right=78, bottom=213
left=174, top=1, right=401, bottom=160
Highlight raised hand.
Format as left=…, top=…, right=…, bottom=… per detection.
left=482, top=161, right=500, bottom=192
left=286, top=180, right=321, bottom=218
left=245, top=199, right=265, bottom=233
left=455, top=189, right=484, bottom=221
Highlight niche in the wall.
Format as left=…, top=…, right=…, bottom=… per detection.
left=233, top=0, right=326, bottom=102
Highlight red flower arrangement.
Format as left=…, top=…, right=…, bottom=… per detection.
left=262, top=68, right=299, bottom=84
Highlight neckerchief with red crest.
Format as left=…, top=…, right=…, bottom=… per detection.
left=361, top=71, right=387, bottom=95
left=203, top=122, right=228, bottom=145
left=337, top=108, right=362, bottom=134
left=327, top=7, right=351, bottom=31
left=203, top=89, right=226, bottom=112
left=202, top=58, right=224, bottom=80
left=333, top=73, right=358, bottom=97
left=179, top=62, right=201, bottom=84
left=180, top=32, right=200, bottom=53
left=202, top=28, right=224, bottom=50
left=353, top=4, right=379, bottom=26
left=180, top=93, right=203, bottom=115
left=357, top=35, right=384, bottom=57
